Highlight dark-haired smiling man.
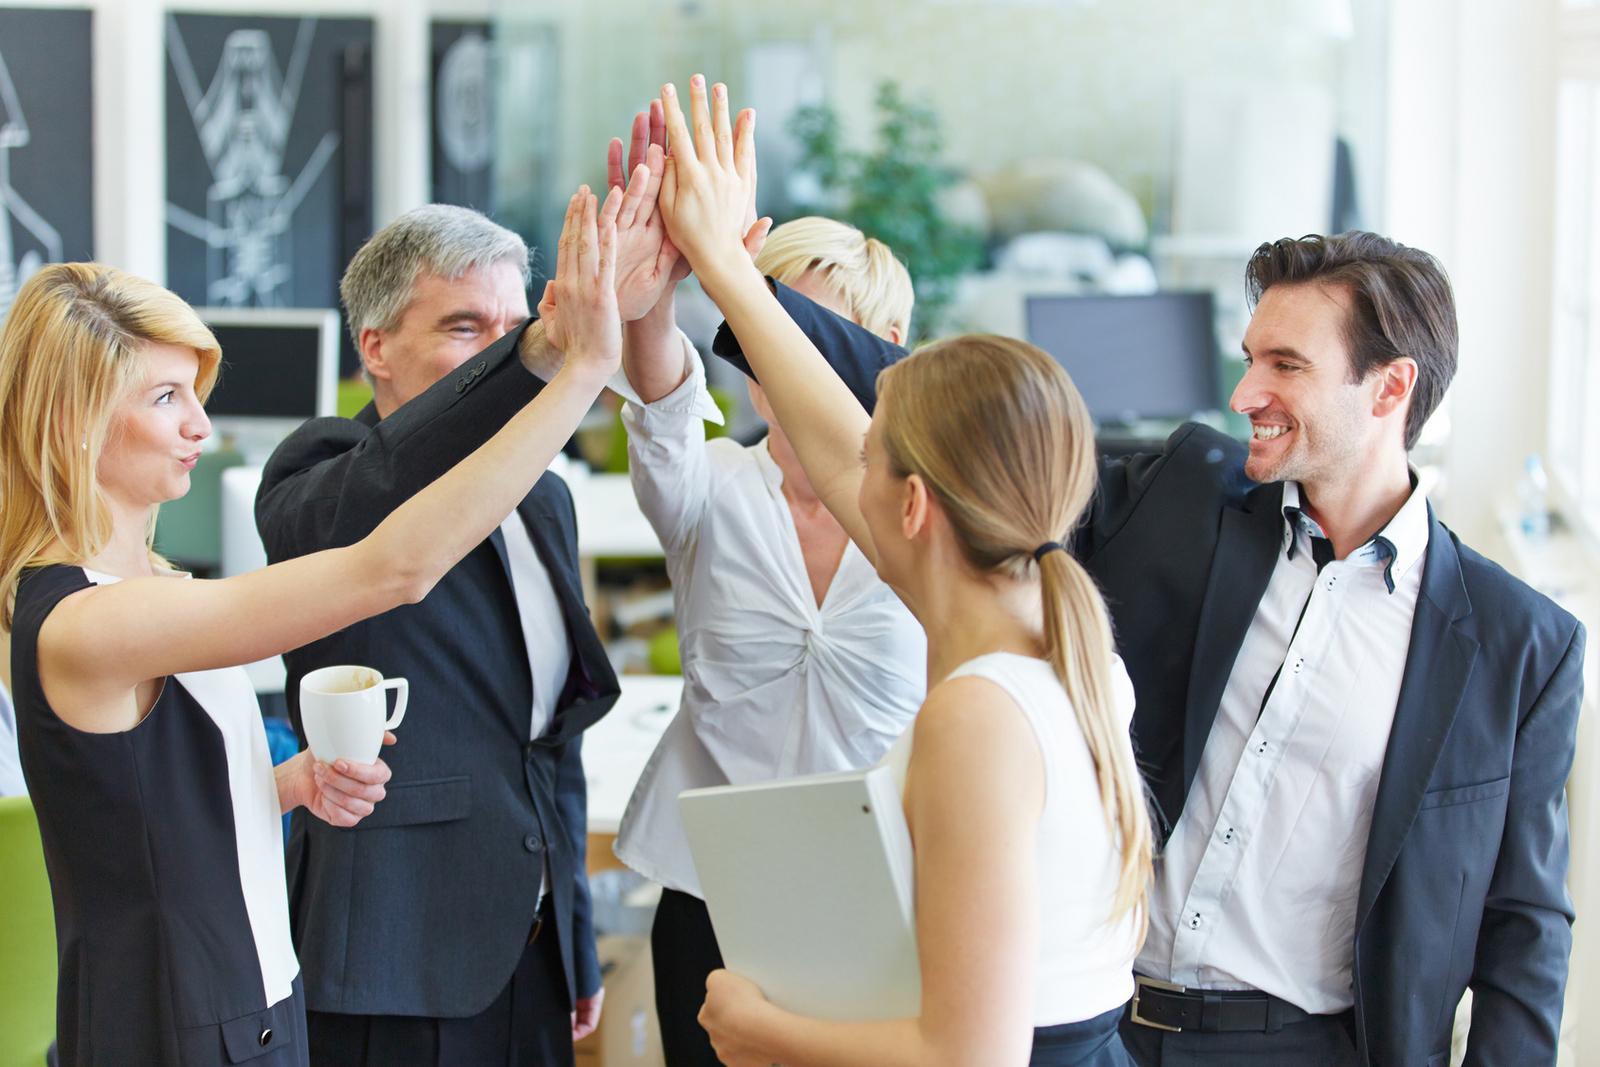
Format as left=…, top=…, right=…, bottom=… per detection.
left=727, top=231, right=1584, bottom=1066
left=1090, top=233, right=1583, bottom=1067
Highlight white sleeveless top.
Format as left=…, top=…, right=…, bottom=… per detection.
left=882, top=651, right=1139, bottom=1026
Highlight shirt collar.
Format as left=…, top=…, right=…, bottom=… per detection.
left=1280, top=473, right=1429, bottom=594
left=752, top=435, right=785, bottom=494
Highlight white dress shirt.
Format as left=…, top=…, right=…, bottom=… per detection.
left=613, top=332, right=927, bottom=897
left=497, top=514, right=571, bottom=743
left=1137, top=478, right=1430, bottom=1014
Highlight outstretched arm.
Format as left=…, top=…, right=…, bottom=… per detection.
left=657, top=76, right=877, bottom=565
left=38, top=187, right=624, bottom=735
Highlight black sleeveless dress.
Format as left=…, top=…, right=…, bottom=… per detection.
left=12, top=565, right=307, bottom=1066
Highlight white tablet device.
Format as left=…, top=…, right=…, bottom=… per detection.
left=678, top=764, right=920, bottom=1022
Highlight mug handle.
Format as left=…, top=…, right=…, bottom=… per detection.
left=382, top=678, right=408, bottom=731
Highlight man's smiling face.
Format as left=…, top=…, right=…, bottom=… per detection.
left=1231, top=281, right=1380, bottom=489
left=363, top=259, right=530, bottom=415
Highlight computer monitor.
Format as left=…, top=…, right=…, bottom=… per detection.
left=1025, top=292, right=1219, bottom=426
left=198, top=307, right=341, bottom=459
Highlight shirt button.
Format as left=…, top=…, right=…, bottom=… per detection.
left=1255, top=741, right=1268, bottom=756
left=1292, top=657, right=1304, bottom=673
left=1188, top=913, right=1202, bottom=930
left=259, top=1028, right=273, bottom=1047
left=524, top=835, right=543, bottom=852
left=1222, top=827, right=1235, bottom=844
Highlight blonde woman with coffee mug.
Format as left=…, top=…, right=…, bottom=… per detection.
left=655, top=77, right=1153, bottom=1067
left=0, top=189, right=621, bottom=1067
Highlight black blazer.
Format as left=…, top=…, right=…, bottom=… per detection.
left=729, top=291, right=1586, bottom=1067
left=255, top=320, right=618, bottom=1019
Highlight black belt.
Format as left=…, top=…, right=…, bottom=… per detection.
left=1129, top=976, right=1310, bottom=1033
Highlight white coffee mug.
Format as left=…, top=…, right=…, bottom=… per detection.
left=299, top=665, right=408, bottom=765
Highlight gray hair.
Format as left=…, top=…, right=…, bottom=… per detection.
left=339, top=204, right=532, bottom=346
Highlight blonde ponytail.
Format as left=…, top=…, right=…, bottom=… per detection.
left=877, top=334, right=1152, bottom=932
left=1038, top=546, right=1152, bottom=929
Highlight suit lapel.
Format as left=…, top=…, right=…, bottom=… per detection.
left=1181, top=483, right=1284, bottom=800
left=1356, top=508, right=1478, bottom=931
left=487, top=526, right=510, bottom=574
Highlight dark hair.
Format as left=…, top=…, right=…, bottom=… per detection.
left=1244, top=232, right=1457, bottom=450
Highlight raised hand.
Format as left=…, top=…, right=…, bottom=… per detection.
left=657, top=76, right=767, bottom=296
left=538, top=185, right=622, bottom=382
left=608, top=105, right=686, bottom=320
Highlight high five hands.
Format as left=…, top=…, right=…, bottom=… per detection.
left=539, top=77, right=767, bottom=352
left=535, top=185, right=622, bottom=380
left=656, top=76, right=766, bottom=301
left=608, top=94, right=771, bottom=319
left=606, top=101, right=689, bottom=320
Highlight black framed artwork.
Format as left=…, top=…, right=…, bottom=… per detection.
left=0, top=6, right=94, bottom=322
left=165, top=12, right=372, bottom=333
left=432, top=20, right=494, bottom=213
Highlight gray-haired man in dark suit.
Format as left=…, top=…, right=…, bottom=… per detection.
left=258, top=177, right=689, bottom=1065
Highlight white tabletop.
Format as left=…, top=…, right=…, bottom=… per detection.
left=570, top=472, right=664, bottom=559
left=583, top=674, right=681, bottom=834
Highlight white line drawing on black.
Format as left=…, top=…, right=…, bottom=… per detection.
left=0, top=45, right=64, bottom=322
left=166, top=16, right=339, bottom=306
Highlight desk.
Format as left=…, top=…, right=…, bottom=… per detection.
left=583, top=675, right=680, bottom=834
left=571, top=472, right=664, bottom=559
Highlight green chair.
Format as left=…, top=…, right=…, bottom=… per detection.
left=337, top=379, right=374, bottom=419
left=153, top=447, right=247, bottom=572
left=0, top=796, right=56, bottom=1067
left=601, top=385, right=740, bottom=473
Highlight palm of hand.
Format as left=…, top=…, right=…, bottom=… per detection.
left=613, top=210, right=682, bottom=321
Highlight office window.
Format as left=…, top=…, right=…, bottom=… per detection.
left=1549, top=79, right=1600, bottom=526
left=1550, top=0, right=1600, bottom=534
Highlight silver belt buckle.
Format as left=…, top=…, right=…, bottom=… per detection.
left=1130, top=975, right=1186, bottom=1031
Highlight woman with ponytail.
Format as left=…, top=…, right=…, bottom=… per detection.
left=652, top=76, right=1152, bottom=1067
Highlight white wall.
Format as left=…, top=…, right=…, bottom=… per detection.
left=5, top=0, right=495, bottom=283
left=1386, top=0, right=1560, bottom=552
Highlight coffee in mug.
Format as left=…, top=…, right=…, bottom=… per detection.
left=299, top=665, right=408, bottom=765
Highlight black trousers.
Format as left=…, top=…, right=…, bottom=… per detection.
left=651, top=888, right=725, bottom=1067
left=305, top=911, right=572, bottom=1067
left=1119, top=1004, right=1360, bottom=1067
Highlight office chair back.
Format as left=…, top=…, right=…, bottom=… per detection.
left=0, top=795, right=56, bottom=1067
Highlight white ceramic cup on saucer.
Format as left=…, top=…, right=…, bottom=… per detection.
left=299, top=665, right=408, bottom=765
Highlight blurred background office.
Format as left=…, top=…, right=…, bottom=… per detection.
left=0, top=0, right=1596, bottom=1065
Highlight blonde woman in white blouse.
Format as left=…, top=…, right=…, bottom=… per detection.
left=608, top=158, right=927, bottom=1065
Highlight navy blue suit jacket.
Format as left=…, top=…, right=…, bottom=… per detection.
left=724, top=288, right=1585, bottom=1067
left=256, top=320, right=617, bottom=1018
